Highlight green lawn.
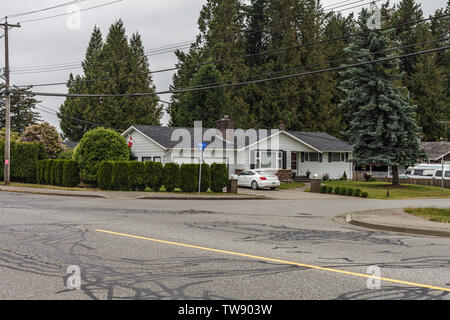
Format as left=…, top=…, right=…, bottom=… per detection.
left=278, top=182, right=305, bottom=190
left=405, top=207, right=450, bottom=223
left=1, top=182, right=97, bottom=192
left=321, top=181, right=450, bottom=199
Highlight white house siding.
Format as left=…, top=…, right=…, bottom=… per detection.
left=128, top=129, right=166, bottom=162
left=298, top=152, right=353, bottom=180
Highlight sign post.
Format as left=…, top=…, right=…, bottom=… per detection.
left=197, top=143, right=207, bottom=194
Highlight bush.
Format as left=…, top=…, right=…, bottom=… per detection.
left=163, top=163, right=181, bottom=192
left=111, top=161, right=129, bottom=191
left=347, top=188, right=354, bottom=196
left=180, top=164, right=199, bottom=193
left=320, top=185, right=328, bottom=193
left=50, top=160, right=59, bottom=185
left=322, top=173, right=330, bottom=181
left=361, top=191, right=369, bottom=198
left=58, top=149, right=74, bottom=160
left=45, top=160, right=54, bottom=185
left=36, top=160, right=45, bottom=184
left=128, top=161, right=146, bottom=191
left=340, top=187, right=347, bottom=196
left=54, top=160, right=65, bottom=186
left=334, top=186, right=340, bottom=195
left=354, top=188, right=362, bottom=197
left=74, top=128, right=130, bottom=185
left=363, top=172, right=372, bottom=182
left=9, top=141, right=42, bottom=183
left=210, top=163, right=229, bottom=193
left=20, top=122, right=67, bottom=159
left=145, top=162, right=164, bottom=192
left=327, top=186, right=333, bottom=194
left=200, top=163, right=211, bottom=192
left=341, top=171, right=348, bottom=181
left=62, top=160, right=80, bottom=187
left=97, top=161, right=114, bottom=190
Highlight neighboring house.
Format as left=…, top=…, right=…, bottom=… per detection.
left=421, top=142, right=450, bottom=163
left=121, top=117, right=354, bottom=180
left=64, top=141, right=79, bottom=150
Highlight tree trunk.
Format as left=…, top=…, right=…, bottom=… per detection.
left=392, top=165, right=400, bottom=187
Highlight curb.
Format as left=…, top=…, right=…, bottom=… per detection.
left=346, top=214, right=450, bottom=238
left=136, top=195, right=266, bottom=200
left=0, top=188, right=109, bottom=199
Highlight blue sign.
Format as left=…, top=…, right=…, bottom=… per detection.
left=197, top=142, right=207, bottom=151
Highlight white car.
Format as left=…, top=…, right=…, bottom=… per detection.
left=232, top=170, right=281, bottom=190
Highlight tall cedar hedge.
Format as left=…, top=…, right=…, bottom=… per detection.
left=62, top=160, right=80, bottom=187
left=54, top=160, right=65, bottom=186
left=210, top=163, right=229, bottom=193
left=180, top=164, right=199, bottom=193
left=97, top=161, right=114, bottom=190
left=128, top=161, right=146, bottom=191
left=200, top=163, right=211, bottom=192
left=111, top=161, right=129, bottom=191
left=45, top=158, right=54, bottom=185
left=145, top=161, right=164, bottom=192
left=163, top=163, right=181, bottom=192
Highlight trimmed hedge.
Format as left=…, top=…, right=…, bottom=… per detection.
left=111, top=161, right=129, bottom=191
left=97, top=161, right=114, bottom=190
left=180, top=164, right=199, bottom=193
left=163, top=163, right=181, bottom=192
left=45, top=160, right=54, bottom=185
left=54, top=160, right=65, bottom=186
left=62, top=160, right=80, bottom=187
left=36, top=160, right=46, bottom=184
left=145, top=161, right=164, bottom=192
left=200, top=163, right=211, bottom=192
left=334, top=186, right=340, bottom=195
left=210, top=163, right=228, bottom=193
left=347, top=188, right=354, bottom=196
left=354, top=189, right=362, bottom=197
left=340, top=187, right=347, bottom=196
left=327, top=186, right=333, bottom=194
left=361, top=191, right=369, bottom=198
left=320, top=185, right=328, bottom=193
left=128, top=161, right=146, bottom=191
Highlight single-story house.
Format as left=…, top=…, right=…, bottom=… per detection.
left=421, top=141, right=450, bottom=163
left=122, top=117, right=354, bottom=180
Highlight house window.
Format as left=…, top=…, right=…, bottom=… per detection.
left=142, top=157, right=152, bottom=162
left=256, top=151, right=282, bottom=169
left=301, top=152, right=322, bottom=163
left=153, top=156, right=162, bottom=162
left=329, top=153, right=347, bottom=162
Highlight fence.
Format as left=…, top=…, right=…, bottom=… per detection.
left=375, top=177, right=450, bottom=189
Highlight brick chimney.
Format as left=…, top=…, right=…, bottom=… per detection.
left=216, top=116, right=234, bottom=141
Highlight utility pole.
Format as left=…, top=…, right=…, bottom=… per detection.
left=1, top=17, right=21, bottom=185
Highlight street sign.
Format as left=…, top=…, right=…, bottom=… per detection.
left=197, top=142, right=207, bottom=151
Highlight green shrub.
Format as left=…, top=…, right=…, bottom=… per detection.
left=200, top=163, right=211, bottom=192
left=111, top=161, right=129, bottom=191
left=327, top=186, right=333, bottom=194
left=354, top=189, right=362, bottom=197
left=340, top=187, right=347, bottom=196
left=361, top=191, right=369, bottom=198
left=145, top=162, right=164, bottom=192
left=180, top=164, right=199, bottom=193
left=210, top=163, right=229, bottom=193
left=163, top=163, right=181, bottom=192
left=341, top=171, right=348, bottom=181
left=320, top=185, right=328, bottom=193
left=347, top=188, right=354, bottom=196
left=45, top=160, right=54, bottom=185
left=62, top=160, right=80, bottom=187
left=97, top=161, right=114, bottom=190
left=128, top=161, right=146, bottom=191
left=334, top=186, right=340, bottom=195
left=54, top=160, right=65, bottom=186
left=10, top=141, right=41, bottom=183
left=50, top=160, right=59, bottom=185
left=74, top=128, right=130, bottom=185
left=58, top=149, right=74, bottom=160
left=36, top=160, right=46, bottom=184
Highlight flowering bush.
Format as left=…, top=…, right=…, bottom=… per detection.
left=21, top=122, right=67, bottom=159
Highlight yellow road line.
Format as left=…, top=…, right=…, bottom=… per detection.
left=95, top=228, right=450, bottom=293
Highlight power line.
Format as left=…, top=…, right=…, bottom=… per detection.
left=15, top=13, right=449, bottom=88
left=9, top=45, right=449, bottom=98
left=17, top=0, right=123, bottom=24
left=10, top=0, right=382, bottom=74
left=6, top=0, right=89, bottom=19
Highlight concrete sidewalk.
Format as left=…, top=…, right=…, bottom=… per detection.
left=346, top=208, right=450, bottom=238
left=0, top=185, right=265, bottom=200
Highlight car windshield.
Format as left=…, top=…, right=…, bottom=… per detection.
left=257, top=171, right=276, bottom=177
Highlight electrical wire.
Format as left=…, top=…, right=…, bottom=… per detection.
left=9, top=45, right=449, bottom=98
left=6, top=0, right=89, bottom=19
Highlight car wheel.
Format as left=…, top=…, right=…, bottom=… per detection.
left=251, top=181, right=258, bottom=190
left=270, top=187, right=277, bottom=190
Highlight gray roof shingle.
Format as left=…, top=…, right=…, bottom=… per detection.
left=130, top=125, right=353, bottom=152
left=420, top=142, right=450, bottom=161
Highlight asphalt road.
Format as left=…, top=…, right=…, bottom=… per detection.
left=0, top=191, right=450, bottom=300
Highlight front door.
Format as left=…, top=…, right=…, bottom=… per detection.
left=291, top=152, right=299, bottom=176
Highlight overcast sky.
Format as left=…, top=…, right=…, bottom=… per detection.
left=0, top=0, right=446, bottom=136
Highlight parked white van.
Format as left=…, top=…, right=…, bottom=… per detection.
left=400, top=164, right=450, bottom=180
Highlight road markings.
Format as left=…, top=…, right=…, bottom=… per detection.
left=95, top=228, right=450, bottom=293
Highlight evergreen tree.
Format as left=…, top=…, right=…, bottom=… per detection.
left=339, top=9, right=426, bottom=186
left=59, top=21, right=162, bottom=141
left=0, top=84, right=41, bottom=134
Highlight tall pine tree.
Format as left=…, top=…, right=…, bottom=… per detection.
left=339, top=9, right=426, bottom=186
